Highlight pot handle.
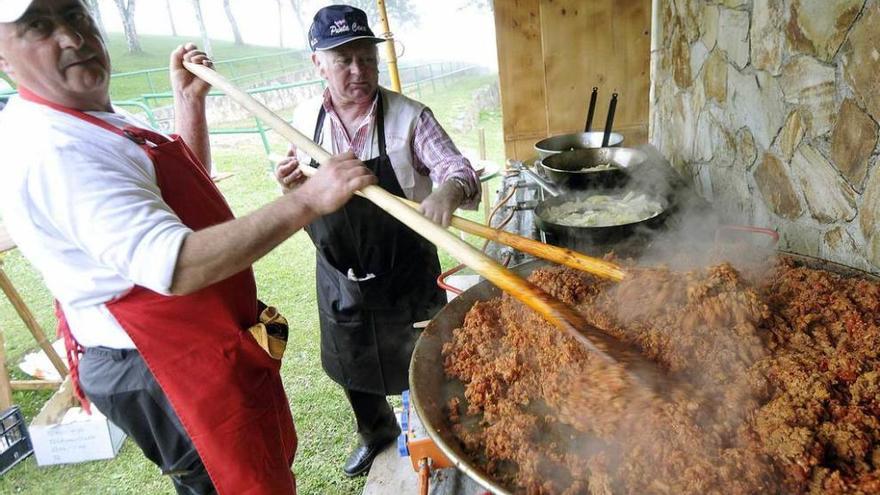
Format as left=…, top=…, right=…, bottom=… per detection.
left=514, top=162, right=560, bottom=197
left=715, top=224, right=780, bottom=246
left=437, top=263, right=466, bottom=295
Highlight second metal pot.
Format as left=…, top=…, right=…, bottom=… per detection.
left=534, top=131, right=624, bottom=160
left=539, top=147, right=647, bottom=189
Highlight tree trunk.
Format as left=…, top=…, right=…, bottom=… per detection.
left=113, top=0, right=142, bottom=53
left=289, top=0, right=310, bottom=50
left=166, top=0, right=178, bottom=37
left=191, top=0, right=213, bottom=56
left=223, top=0, right=244, bottom=45
left=84, top=0, right=108, bottom=40
left=276, top=0, right=284, bottom=48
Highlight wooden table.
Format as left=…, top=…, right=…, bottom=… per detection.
left=0, top=224, right=66, bottom=410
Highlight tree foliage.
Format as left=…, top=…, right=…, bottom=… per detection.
left=459, top=0, right=494, bottom=12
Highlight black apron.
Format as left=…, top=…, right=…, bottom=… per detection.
left=305, top=93, right=446, bottom=395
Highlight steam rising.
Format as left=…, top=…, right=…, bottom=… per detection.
left=437, top=152, right=792, bottom=493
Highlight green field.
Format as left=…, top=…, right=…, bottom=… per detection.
left=104, top=33, right=311, bottom=101
left=0, top=34, right=503, bottom=495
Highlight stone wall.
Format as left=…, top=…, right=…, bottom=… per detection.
left=448, top=79, right=500, bottom=134
left=650, top=0, right=880, bottom=272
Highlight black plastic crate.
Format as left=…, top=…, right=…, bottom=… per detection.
left=0, top=406, right=33, bottom=475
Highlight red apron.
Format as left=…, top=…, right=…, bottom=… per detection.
left=20, top=88, right=297, bottom=494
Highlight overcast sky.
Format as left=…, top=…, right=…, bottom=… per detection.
left=96, top=0, right=498, bottom=69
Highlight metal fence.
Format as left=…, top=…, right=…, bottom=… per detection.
left=124, top=61, right=478, bottom=161
left=109, top=50, right=310, bottom=99
left=3, top=59, right=479, bottom=163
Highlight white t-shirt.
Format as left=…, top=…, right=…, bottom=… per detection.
left=0, top=96, right=192, bottom=349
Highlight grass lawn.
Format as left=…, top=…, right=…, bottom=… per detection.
left=105, top=33, right=310, bottom=101
left=0, top=71, right=502, bottom=494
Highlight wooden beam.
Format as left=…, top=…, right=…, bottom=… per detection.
left=0, top=266, right=68, bottom=379
left=0, top=327, right=12, bottom=410
left=11, top=380, right=63, bottom=391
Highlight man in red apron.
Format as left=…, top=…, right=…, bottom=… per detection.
left=0, top=1, right=376, bottom=493
left=276, top=5, right=481, bottom=477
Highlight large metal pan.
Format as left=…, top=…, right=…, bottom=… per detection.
left=539, top=147, right=647, bottom=189
left=534, top=189, right=669, bottom=248
left=409, top=254, right=880, bottom=495
left=518, top=164, right=669, bottom=255
left=534, top=131, right=624, bottom=160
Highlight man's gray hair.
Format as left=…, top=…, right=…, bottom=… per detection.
left=314, top=43, right=379, bottom=67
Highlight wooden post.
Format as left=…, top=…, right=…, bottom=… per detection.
left=376, top=0, right=402, bottom=93
left=0, top=327, right=12, bottom=410
left=0, top=267, right=68, bottom=379
left=478, top=128, right=491, bottom=224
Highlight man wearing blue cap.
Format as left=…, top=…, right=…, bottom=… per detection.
left=276, top=4, right=481, bottom=478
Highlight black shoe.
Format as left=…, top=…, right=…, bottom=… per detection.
left=342, top=436, right=397, bottom=477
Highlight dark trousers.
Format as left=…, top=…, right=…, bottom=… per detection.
left=344, top=388, right=402, bottom=446
left=78, top=347, right=216, bottom=495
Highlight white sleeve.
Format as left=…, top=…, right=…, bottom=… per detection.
left=25, top=145, right=192, bottom=295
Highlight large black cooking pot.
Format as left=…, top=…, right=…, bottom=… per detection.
left=409, top=254, right=880, bottom=495
left=534, top=189, right=670, bottom=256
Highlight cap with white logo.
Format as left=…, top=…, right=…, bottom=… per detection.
left=308, top=5, right=384, bottom=52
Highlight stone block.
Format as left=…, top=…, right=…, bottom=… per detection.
left=778, top=109, right=808, bottom=161
left=780, top=56, right=837, bottom=137
left=700, top=4, right=720, bottom=49
left=672, top=25, right=693, bottom=89
left=690, top=41, right=710, bottom=79
left=778, top=221, right=822, bottom=257
left=735, top=127, right=758, bottom=170
left=790, top=144, right=857, bottom=223
left=717, top=8, right=751, bottom=69
left=831, top=98, right=879, bottom=190
left=859, top=161, right=880, bottom=239
left=751, top=0, right=787, bottom=75
left=821, top=226, right=875, bottom=273
left=702, top=49, right=728, bottom=103
left=727, top=68, right=786, bottom=149
left=787, top=0, right=864, bottom=62
left=842, top=0, right=880, bottom=124
left=754, top=152, right=803, bottom=220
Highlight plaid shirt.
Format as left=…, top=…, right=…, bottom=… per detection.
left=319, top=89, right=480, bottom=207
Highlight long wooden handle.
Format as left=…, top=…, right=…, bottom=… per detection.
left=397, top=198, right=626, bottom=281
left=183, top=62, right=612, bottom=357
left=266, top=155, right=626, bottom=282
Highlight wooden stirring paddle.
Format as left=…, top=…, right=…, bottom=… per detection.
left=183, top=62, right=666, bottom=388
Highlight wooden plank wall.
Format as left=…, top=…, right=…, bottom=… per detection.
left=494, top=0, right=652, bottom=160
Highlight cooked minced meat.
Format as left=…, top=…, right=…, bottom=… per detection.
left=441, top=257, right=880, bottom=494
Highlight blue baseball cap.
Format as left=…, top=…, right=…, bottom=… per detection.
left=308, top=5, right=385, bottom=52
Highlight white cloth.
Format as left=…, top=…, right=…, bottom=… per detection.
left=291, top=87, right=435, bottom=202
left=0, top=96, right=192, bottom=349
